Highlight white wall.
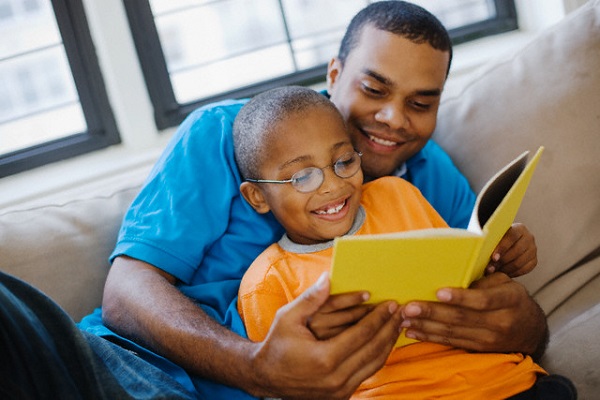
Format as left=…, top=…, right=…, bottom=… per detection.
left=0, top=0, right=589, bottom=209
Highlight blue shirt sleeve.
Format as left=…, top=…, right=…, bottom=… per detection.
left=110, top=99, right=284, bottom=319
left=404, top=141, right=476, bottom=229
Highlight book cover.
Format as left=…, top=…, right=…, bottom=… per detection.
left=330, top=146, right=544, bottom=346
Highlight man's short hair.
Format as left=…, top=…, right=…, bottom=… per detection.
left=338, top=1, right=453, bottom=75
left=234, top=86, right=340, bottom=180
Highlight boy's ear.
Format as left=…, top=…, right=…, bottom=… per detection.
left=240, top=182, right=271, bottom=214
left=326, top=57, right=342, bottom=94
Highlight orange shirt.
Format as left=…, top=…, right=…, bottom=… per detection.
left=238, top=176, right=545, bottom=399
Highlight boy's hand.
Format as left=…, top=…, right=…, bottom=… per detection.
left=307, top=291, right=375, bottom=340
left=487, top=223, right=537, bottom=277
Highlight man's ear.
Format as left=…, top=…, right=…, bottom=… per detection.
left=240, top=182, right=271, bottom=214
left=326, top=57, right=342, bottom=95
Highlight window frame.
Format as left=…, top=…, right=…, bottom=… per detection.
left=125, top=0, right=518, bottom=130
left=0, top=0, right=120, bottom=178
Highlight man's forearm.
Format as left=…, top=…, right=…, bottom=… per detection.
left=102, top=256, right=263, bottom=393
left=528, top=300, right=549, bottom=362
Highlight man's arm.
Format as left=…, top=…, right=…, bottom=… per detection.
left=401, top=272, right=548, bottom=360
left=103, top=257, right=402, bottom=399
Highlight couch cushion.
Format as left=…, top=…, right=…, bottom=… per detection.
left=433, top=0, right=600, bottom=302
left=541, top=262, right=600, bottom=400
left=0, top=167, right=148, bottom=321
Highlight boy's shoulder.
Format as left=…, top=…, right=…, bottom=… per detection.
left=363, top=176, right=418, bottom=194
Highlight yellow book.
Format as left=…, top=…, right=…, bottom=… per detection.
left=330, top=147, right=544, bottom=347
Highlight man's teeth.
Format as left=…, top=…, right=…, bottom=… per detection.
left=316, top=202, right=345, bottom=215
left=368, top=134, right=397, bottom=147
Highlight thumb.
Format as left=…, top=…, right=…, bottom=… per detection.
left=284, top=272, right=330, bottom=324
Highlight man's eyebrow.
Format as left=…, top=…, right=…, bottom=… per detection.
left=363, top=68, right=393, bottom=86
left=362, top=68, right=442, bottom=97
left=416, top=88, right=442, bottom=97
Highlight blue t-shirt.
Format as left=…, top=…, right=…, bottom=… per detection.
left=79, top=98, right=475, bottom=399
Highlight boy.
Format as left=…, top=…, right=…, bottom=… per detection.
left=235, top=86, right=554, bottom=399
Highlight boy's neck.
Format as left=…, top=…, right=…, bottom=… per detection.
left=278, top=206, right=366, bottom=254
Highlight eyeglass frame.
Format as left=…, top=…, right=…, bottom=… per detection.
left=245, top=151, right=363, bottom=193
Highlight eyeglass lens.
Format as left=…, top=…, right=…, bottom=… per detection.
left=291, top=152, right=361, bottom=192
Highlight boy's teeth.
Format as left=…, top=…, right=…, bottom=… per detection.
left=368, top=134, right=396, bottom=147
left=316, top=202, right=345, bottom=215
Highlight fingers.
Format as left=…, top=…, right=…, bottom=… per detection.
left=400, top=274, right=537, bottom=353
left=308, top=304, right=373, bottom=340
left=317, top=291, right=371, bottom=313
left=489, top=223, right=537, bottom=277
left=308, top=291, right=374, bottom=339
left=286, top=272, right=331, bottom=325
left=327, top=301, right=402, bottom=390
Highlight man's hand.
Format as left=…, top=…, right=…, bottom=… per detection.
left=401, top=273, right=548, bottom=360
left=105, top=260, right=401, bottom=399
left=487, top=223, right=537, bottom=277
left=307, top=290, right=375, bottom=340
left=251, top=273, right=402, bottom=399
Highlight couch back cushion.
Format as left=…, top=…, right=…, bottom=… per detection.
left=433, top=0, right=600, bottom=297
left=0, top=175, right=144, bottom=322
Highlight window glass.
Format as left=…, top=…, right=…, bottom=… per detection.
left=0, top=0, right=85, bottom=156
left=145, top=0, right=504, bottom=106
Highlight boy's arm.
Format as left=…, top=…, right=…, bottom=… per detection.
left=103, top=258, right=402, bottom=399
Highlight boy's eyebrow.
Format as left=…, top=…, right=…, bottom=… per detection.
left=362, top=68, right=442, bottom=97
left=279, top=155, right=312, bottom=171
left=278, top=141, right=351, bottom=171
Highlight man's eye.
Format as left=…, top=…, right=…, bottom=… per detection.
left=361, top=83, right=384, bottom=96
left=410, top=101, right=431, bottom=110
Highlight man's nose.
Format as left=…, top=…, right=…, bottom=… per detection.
left=374, top=103, right=408, bottom=130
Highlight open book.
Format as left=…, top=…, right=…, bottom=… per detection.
left=330, top=146, right=544, bottom=347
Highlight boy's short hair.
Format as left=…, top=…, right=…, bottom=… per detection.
left=234, top=86, right=340, bottom=180
left=338, top=1, right=452, bottom=75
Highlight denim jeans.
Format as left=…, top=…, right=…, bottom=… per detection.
left=508, top=374, right=578, bottom=400
left=0, top=271, right=197, bottom=400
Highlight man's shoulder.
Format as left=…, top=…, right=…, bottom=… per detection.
left=188, top=98, right=249, bottom=119
left=407, top=140, right=453, bottom=167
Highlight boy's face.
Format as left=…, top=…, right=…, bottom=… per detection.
left=244, top=106, right=363, bottom=245
left=327, top=25, right=450, bottom=179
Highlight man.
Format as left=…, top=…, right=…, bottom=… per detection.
left=1, top=2, right=545, bottom=399
left=93, top=2, right=545, bottom=399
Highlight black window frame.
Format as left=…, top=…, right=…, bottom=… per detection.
left=0, top=0, right=120, bottom=178
left=125, top=0, right=517, bottom=131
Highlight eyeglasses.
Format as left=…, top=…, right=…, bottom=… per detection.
left=246, top=151, right=362, bottom=193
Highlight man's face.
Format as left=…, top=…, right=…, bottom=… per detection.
left=327, top=26, right=450, bottom=179
left=250, top=107, right=363, bottom=245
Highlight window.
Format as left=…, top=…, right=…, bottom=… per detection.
left=125, top=0, right=517, bottom=129
left=0, top=0, right=119, bottom=178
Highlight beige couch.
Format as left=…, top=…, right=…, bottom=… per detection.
left=1, top=1, right=599, bottom=398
